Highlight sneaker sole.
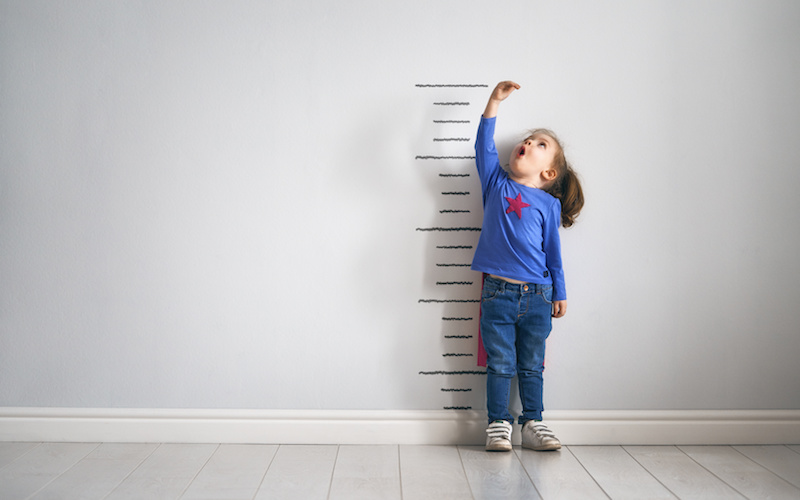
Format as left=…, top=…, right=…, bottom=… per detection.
left=485, top=443, right=513, bottom=452
left=522, top=442, right=561, bottom=451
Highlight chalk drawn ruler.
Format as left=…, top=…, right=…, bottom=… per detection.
left=415, top=83, right=488, bottom=410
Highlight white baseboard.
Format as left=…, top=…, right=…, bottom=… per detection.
left=1, top=408, right=799, bottom=445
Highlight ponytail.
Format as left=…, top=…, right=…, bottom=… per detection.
left=529, top=128, right=584, bottom=228
left=548, top=164, right=584, bottom=228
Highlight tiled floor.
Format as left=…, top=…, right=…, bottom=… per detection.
left=1, top=442, right=799, bottom=499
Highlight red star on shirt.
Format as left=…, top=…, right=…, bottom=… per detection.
left=505, top=193, right=531, bottom=219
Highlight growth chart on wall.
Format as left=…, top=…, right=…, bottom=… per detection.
left=414, top=84, right=489, bottom=411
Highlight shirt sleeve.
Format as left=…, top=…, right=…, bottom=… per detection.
left=543, top=198, right=567, bottom=301
left=475, top=116, right=501, bottom=198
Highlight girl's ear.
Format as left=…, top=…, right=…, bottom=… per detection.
left=542, top=168, right=557, bottom=181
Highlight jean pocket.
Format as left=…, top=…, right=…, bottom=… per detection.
left=539, top=286, right=553, bottom=305
left=481, top=284, right=502, bottom=302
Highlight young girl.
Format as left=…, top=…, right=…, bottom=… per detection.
left=471, top=81, right=583, bottom=451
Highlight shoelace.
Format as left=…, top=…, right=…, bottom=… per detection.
left=486, top=421, right=512, bottom=441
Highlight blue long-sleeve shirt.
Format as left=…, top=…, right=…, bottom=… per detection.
left=470, top=116, right=567, bottom=301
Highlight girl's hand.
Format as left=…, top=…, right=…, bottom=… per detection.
left=552, top=300, right=567, bottom=318
left=483, top=81, right=520, bottom=119
left=490, top=81, right=521, bottom=102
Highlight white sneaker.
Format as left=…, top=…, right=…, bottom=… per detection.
left=485, top=420, right=513, bottom=452
left=521, top=421, right=561, bottom=451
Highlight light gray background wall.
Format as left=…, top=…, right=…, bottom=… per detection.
left=2, top=0, right=799, bottom=412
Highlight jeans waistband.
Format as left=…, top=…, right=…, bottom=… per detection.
left=484, top=275, right=551, bottom=293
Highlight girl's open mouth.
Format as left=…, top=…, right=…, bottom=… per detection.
left=519, top=146, right=526, bottom=156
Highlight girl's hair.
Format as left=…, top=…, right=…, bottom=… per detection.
left=529, top=128, right=584, bottom=228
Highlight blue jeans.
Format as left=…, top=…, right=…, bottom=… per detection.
left=481, top=275, right=553, bottom=425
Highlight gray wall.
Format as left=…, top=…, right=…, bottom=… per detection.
left=2, top=0, right=799, bottom=412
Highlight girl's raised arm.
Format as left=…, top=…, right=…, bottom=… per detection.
left=483, top=81, right=520, bottom=118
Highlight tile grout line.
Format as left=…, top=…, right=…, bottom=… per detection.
left=24, top=442, right=102, bottom=500
left=621, top=445, right=680, bottom=500
left=397, top=445, right=404, bottom=500
left=456, top=446, right=476, bottom=500
left=512, top=447, right=544, bottom=500
left=177, top=443, right=221, bottom=500
left=731, top=445, right=800, bottom=493
left=101, top=442, right=162, bottom=500
left=0, top=442, right=42, bottom=474
left=395, top=444, right=403, bottom=500
left=325, top=444, right=340, bottom=500
left=567, top=446, right=612, bottom=500
left=675, top=446, right=748, bottom=500
left=250, top=443, right=280, bottom=500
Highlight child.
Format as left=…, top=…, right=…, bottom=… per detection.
left=471, top=81, right=583, bottom=451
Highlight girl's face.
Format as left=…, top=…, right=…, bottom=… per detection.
left=508, top=133, right=558, bottom=188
